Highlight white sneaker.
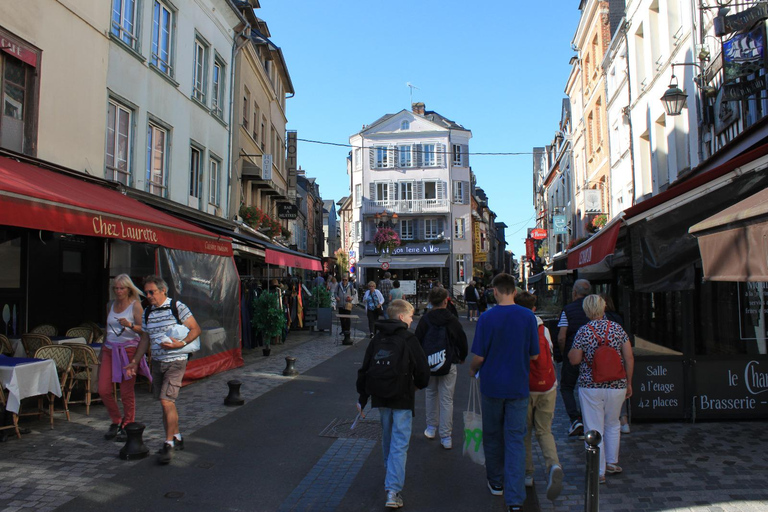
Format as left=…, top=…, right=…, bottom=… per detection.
left=547, top=464, right=564, bottom=500
left=385, top=490, right=403, bottom=508
left=440, top=436, right=452, bottom=449
left=424, top=426, right=436, bottom=439
left=620, top=423, right=630, bottom=434
left=524, top=475, right=534, bottom=487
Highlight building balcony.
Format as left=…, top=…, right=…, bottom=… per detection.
left=361, top=198, right=450, bottom=215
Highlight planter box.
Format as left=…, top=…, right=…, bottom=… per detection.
left=305, top=307, right=333, bottom=332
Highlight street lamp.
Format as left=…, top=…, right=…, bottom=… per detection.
left=661, top=62, right=714, bottom=116
left=375, top=210, right=398, bottom=228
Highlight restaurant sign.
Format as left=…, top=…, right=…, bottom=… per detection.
left=277, top=203, right=298, bottom=219
left=715, top=2, right=768, bottom=36
left=363, top=241, right=450, bottom=256
left=531, top=228, right=547, bottom=240
left=723, top=26, right=765, bottom=82
left=631, top=359, right=686, bottom=419
left=553, top=215, right=568, bottom=235
left=695, top=359, right=768, bottom=419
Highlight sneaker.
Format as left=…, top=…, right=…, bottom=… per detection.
left=524, top=475, right=534, bottom=487
left=385, top=490, right=403, bottom=508
left=174, top=437, right=185, bottom=451
left=114, top=426, right=127, bottom=443
left=508, top=507, right=523, bottom=512
left=547, top=464, right=564, bottom=500
left=424, top=426, right=436, bottom=439
left=605, top=463, right=623, bottom=474
left=440, top=436, right=452, bottom=449
left=157, top=443, right=173, bottom=465
left=487, top=480, right=503, bottom=496
left=104, top=423, right=120, bottom=440
left=568, top=420, right=584, bottom=437
left=620, top=423, right=631, bottom=434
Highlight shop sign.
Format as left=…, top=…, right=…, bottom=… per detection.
left=363, top=242, right=450, bottom=256
left=277, top=203, right=298, bottom=219
left=738, top=282, right=768, bottom=340
left=723, top=73, right=768, bottom=102
left=553, top=215, right=568, bottom=235
left=695, top=360, right=768, bottom=419
left=722, top=26, right=765, bottom=83
left=286, top=131, right=297, bottom=199
left=262, top=154, right=273, bottom=180
left=631, top=359, right=686, bottom=419
left=0, top=35, right=38, bottom=67
left=584, top=189, right=602, bottom=213
left=531, top=228, right=547, bottom=240
left=716, top=2, right=768, bottom=36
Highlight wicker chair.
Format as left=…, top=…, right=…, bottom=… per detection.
left=64, top=344, right=101, bottom=415
left=30, top=324, right=58, bottom=336
left=65, top=327, right=93, bottom=344
left=0, top=386, right=22, bottom=439
left=33, top=345, right=73, bottom=427
left=0, top=334, right=14, bottom=356
left=80, top=321, right=104, bottom=343
left=21, top=333, right=52, bottom=358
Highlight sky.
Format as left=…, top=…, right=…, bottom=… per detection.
left=256, top=0, right=583, bottom=263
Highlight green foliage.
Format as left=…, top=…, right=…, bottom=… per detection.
left=252, top=291, right=286, bottom=345
left=307, top=285, right=332, bottom=308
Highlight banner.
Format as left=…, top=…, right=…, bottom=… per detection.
left=287, top=130, right=297, bottom=198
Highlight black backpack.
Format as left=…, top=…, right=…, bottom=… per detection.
left=144, top=300, right=182, bottom=325
left=421, top=314, right=451, bottom=376
left=365, top=333, right=410, bottom=399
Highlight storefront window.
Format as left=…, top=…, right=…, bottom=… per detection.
left=630, top=290, right=685, bottom=356
left=697, top=281, right=764, bottom=355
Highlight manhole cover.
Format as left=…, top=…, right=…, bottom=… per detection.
left=319, top=418, right=381, bottom=440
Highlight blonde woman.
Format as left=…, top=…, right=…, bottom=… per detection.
left=568, top=295, right=634, bottom=483
left=99, top=274, right=150, bottom=442
left=362, top=281, right=385, bottom=337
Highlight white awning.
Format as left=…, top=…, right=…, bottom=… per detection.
left=357, top=255, right=448, bottom=269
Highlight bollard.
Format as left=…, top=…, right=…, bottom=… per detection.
left=584, top=429, right=602, bottom=512
left=282, top=356, right=299, bottom=376
left=119, top=422, right=149, bottom=460
left=224, top=380, right=245, bottom=406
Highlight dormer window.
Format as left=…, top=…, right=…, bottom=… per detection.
left=401, top=120, right=410, bottom=130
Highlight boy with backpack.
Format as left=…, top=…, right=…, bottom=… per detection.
left=515, top=292, right=563, bottom=501
left=414, top=287, right=468, bottom=449
left=356, top=299, right=430, bottom=509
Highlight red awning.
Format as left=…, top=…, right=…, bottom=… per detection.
left=265, top=248, right=323, bottom=271
left=567, top=220, right=622, bottom=270
left=0, top=156, right=232, bottom=256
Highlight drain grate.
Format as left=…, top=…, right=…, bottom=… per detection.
left=319, top=418, right=381, bottom=440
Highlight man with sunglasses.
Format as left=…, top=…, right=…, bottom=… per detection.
left=125, top=275, right=201, bottom=465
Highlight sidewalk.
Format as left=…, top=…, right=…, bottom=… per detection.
left=0, top=324, right=348, bottom=512
left=528, top=375, right=768, bottom=511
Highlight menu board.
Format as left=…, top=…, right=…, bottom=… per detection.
left=631, top=359, right=686, bottom=419
left=695, top=359, right=768, bottom=419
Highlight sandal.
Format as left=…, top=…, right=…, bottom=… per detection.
left=606, top=463, right=623, bottom=474
left=599, top=475, right=606, bottom=484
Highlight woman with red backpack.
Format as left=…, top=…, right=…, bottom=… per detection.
left=568, top=295, right=634, bottom=484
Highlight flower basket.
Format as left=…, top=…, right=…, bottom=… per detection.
left=374, top=227, right=401, bottom=254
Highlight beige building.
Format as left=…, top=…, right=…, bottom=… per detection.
left=231, top=1, right=295, bottom=236
left=0, top=1, right=110, bottom=172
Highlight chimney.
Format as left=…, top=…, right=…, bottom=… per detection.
left=412, top=102, right=425, bottom=116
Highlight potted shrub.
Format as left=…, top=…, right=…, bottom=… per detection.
left=252, top=291, right=286, bottom=355
left=305, top=285, right=333, bottom=332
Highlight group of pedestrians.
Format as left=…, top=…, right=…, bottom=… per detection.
left=100, top=273, right=201, bottom=465
left=356, top=273, right=634, bottom=510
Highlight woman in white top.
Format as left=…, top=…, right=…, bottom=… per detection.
left=99, top=274, right=148, bottom=442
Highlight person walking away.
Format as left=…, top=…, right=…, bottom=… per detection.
left=557, top=279, right=592, bottom=437
left=477, top=286, right=488, bottom=314
left=515, top=292, right=564, bottom=500
left=125, top=275, right=201, bottom=465
left=362, top=281, right=385, bottom=338
left=568, top=295, right=634, bottom=484
left=484, top=285, right=497, bottom=310
left=327, top=276, right=339, bottom=308
left=464, top=280, right=480, bottom=321
left=335, top=276, right=356, bottom=345
left=100, top=274, right=150, bottom=442
left=378, top=272, right=394, bottom=319
left=356, top=299, right=430, bottom=509
left=415, top=287, right=468, bottom=450
left=469, top=273, right=539, bottom=512
left=312, top=272, right=325, bottom=290
left=389, top=280, right=404, bottom=302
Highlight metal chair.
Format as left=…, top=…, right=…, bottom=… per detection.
left=30, top=324, right=58, bottom=336
left=65, top=327, right=93, bottom=344
left=0, top=334, right=14, bottom=356
left=64, top=344, right=100, bottom=415
left=0, top=386, right=22, bottom=439
left=21, top=333, right=52, bottom=358
left=33, top=345, right=73, bottom=427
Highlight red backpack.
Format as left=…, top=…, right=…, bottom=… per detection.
left=587, top=323, right=626, bottom=383
left=529, top=324, right=556, bottom=392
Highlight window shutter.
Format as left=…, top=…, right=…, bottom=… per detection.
left=416, top=181, right=424, bottom=199
left=351, top=222, right=357, bottom=241
left=370, top=183, right=376, bottom=201
left=388, top=181, right=396, bottom=201
left=369, top=147, right=375, bottom=169
left=388, top=146, right=397, bottom=168
left=436, top=143, right=445, bottom=167
left=462, top=181, right=470, bottom=204
left=461, top=144, right=469, bottom=167
left=437, top=181, right=446, bottom=200
left=414, top=144, right=422, bottom=167
left=437, top=218, right=444, bottom=236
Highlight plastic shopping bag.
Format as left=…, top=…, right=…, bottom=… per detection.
left=463, top=377, right=485, bottom=465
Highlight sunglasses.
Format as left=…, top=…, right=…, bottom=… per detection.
left=145, top=289, right=159, bottom=296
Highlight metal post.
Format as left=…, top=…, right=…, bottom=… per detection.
left=584, top=429, right=602, bottom=512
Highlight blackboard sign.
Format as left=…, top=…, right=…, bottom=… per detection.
left=631, top=359, right=686, bottom=419
left=277, top=203, right=298, bottom=219
left=695, top=359, right=768, bottom=419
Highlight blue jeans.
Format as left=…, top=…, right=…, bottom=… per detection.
left=379, top=407, right=412, bottom=493
left=482, top=395, right=528, bottom=507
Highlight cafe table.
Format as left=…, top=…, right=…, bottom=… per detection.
left=9, top=336, right=87, bottom=357
left=0, top=355, right=61, bottom=414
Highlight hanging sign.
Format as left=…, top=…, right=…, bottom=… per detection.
left=277, top=203, right=298, bottom=219
left=531, top=228, right=547, bottom=240
left=553, top=215, right=568, bottom=235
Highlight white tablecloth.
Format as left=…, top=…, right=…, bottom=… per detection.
left=0, top=359, right=61, bottom=413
